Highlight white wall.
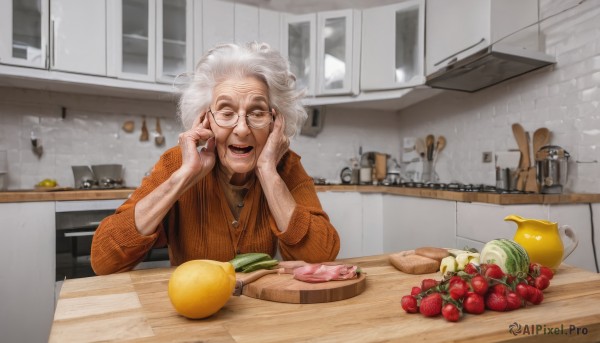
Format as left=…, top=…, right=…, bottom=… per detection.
left=397, top=0, right=600, bottom=193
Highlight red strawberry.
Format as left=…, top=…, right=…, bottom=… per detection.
left=490, top=283, right=508, bottom=296
left=484, top=264, right=504, bottom=279
left=449, top=279, right=469, bottom=300
left=515, top=282, right=529, bottom=300
left=411, top=286, right=422, bottom=296
left=528, top=287, right=544, bottom=305
left=485, top=292, right=508, bottom=311
left=506, top=292, right=522, bottom=311
left=463, top=293, right=485, bottom=314
left=401, top=295, right=418, bottom=313
left=534, top=274, right=550, bottom=290
left=442, top=303, right=460, bottom=322
left=463, top=263, right=478, bottom=275
left=529, top=262, right=542, bottom=274
left=419, top=293, right=442, bottom=317
left=421, top=279, right=438, bottom=292
left=539, top=266, right=554, bottom=280
left=470, top=275, right=489, bottom=296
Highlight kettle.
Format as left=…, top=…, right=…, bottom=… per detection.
left=535, top=145, right=570, bottom=194
left=505, top=214, right=578, bottom=271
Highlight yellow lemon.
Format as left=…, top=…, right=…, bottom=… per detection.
left=168, top=260, right=236, bottom=319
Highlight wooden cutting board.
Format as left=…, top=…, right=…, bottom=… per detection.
left=389, top=250, right=440, bottom=274
left=238, top=272, right=367, bottom=304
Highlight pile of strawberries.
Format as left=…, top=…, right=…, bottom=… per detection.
left=401, top=262, right=554, bottom=322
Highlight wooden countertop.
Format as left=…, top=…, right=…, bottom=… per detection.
left=0, top=188, right=135, bottom=203
left=315, top=185, right=600, bottom=204
left=1, top=185, right=599, bottom=204
left=50, top=255, right=600, bottom=342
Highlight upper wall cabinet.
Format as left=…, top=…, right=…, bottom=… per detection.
left=281, top=13, right=316, bottom=96
left=360, top=0, right=425, bottom=91
left=425, top=0, right=538, bottom=76
left=282, top=10, right=360, bottom=97
left=316, top=10, right=361, bottom=95
left=0, top=0, right=49, bottom=69
left=114, top=0, right=193, bottom=83
left=50, top=0, right=106, bottom=76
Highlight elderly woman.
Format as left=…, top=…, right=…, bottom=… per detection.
left=91, top=42, right=340, bottom=275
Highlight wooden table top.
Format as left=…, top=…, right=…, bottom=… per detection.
left=50, top=255, right=600, bottom=342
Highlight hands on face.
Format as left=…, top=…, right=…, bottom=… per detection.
left=178, top=112, right=216, bottom=183
left=256, top=108, right=290, bottom=171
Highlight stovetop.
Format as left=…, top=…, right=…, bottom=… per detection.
left=387, top=182, right=527, bottom=194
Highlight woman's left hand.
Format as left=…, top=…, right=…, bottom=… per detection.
left=256, top=108, right=289, bottom=171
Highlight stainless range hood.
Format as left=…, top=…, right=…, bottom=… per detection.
left=426, top=44, right=556, bottom=93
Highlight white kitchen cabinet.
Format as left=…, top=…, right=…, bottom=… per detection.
left=318, top=191, right=363, bottom=258
left=202, top=0, right=234, bottom=53
left=114, top=0, right=157, bottom=82
left=282, top=9, right=360, bottom=96
left=425, top=0, right=539, bottom=76
left=360, top=0, right=425, bottom=91
left=234, top=3, right=259, bottom=45
left=316, top=9, right=361, bottom=95
left=157, top=0, right=193, bottom=83
left=0, top=0, right=49, bottom=69
left=382, top=195, right=456, bottom=253
left=50, top=0, right=107, bottom=76
left=114, top=0, right=193, bottom=83
left=259, top=8, right=281, bottom=51
left=0, top=202, right=55, bottom=343
left=281, top=13, right=316, bottom=96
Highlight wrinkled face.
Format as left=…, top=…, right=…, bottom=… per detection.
left=208, top=76, right=271, bottom=183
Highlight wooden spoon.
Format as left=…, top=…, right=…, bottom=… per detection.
left=140, top=117, right=149, bottom=142
left=425, top=134, right=435, bottom=161
left=154, top=118, right=165, bottom=146
left=511, top=123, right=529, bottom=190
left=525, top=128, right=551, bottom=193
left=432, top=136, right=446, bottom=172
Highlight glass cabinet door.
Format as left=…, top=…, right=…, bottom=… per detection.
left=0, top=0, right=49, bottom=69
left=117, top=0, right=156, bottom=81
left=361, top=0, right=425, bottom=91
left=156, top=0, right=192, bottom=84
left=317, top=9, right=358, bottom=95
left=282, top=14, right=316, bottom=96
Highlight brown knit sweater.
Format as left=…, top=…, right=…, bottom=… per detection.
left=90, top=147, right=340, bottom=275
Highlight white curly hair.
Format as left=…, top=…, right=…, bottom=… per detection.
left=178, top=42, right=307, bottom=138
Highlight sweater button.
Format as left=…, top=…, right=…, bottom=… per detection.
left=232, top=220, right=239, bottom=228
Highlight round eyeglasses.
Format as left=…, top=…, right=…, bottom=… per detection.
left=208, top=108, right=273, bottom=129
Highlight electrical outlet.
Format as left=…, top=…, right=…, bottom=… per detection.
left=482, top=152, right=493, bottom=163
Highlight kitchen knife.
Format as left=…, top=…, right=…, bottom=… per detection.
left=232, top=268, right=280, bottom=296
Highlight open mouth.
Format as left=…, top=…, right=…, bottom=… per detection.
left=229, top=144, right=254, bottom=154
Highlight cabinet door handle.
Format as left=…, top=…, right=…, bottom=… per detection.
left=434, top=37, right=486, bottom=67
left=64, top=231, right=96, bottom=238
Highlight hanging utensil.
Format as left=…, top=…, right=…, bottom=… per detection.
left=425, top=134, right=435, bottom=161
left=140, top=117, right=149, bottom=142
left=432, top=135, right=446, bottom=170
left=512, top=123, right=529, bottom=191
left=122, top=120, right=134, bottom=133
left=415, top=138, right=426, bottom=160
left=154, top=118, right=165, bottom=146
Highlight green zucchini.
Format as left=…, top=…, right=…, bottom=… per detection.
left=229, top=253, right=271, bottom=272
left=241, top=259, right=279, bottom=273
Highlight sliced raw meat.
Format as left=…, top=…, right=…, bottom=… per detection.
left=293, top=264, right=359, bottom=283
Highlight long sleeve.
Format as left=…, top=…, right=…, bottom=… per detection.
left=274, top=152, right=340, bottom=262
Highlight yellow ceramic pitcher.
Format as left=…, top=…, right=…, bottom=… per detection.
left=505, top=214, right=579, bottom=271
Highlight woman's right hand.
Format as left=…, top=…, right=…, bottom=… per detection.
left=177, top=112, right=216, bottom=185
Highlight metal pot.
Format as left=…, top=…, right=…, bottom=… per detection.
left=535, top=145, right=570, bottom=194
